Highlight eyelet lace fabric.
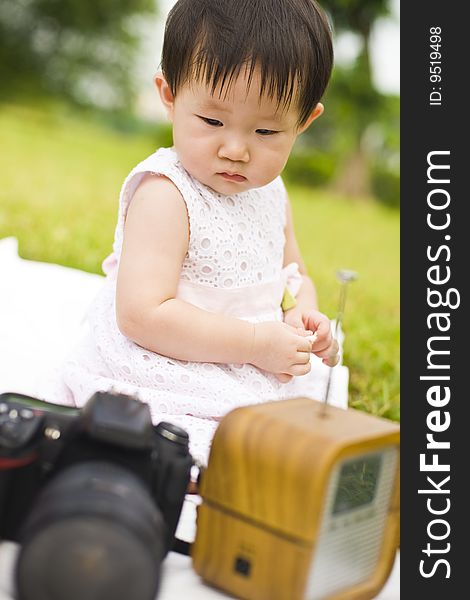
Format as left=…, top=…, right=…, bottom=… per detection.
left=50, top=148, right=338, bottom=465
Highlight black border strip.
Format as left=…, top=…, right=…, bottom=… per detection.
left=401, top=3, right=466, bottom=595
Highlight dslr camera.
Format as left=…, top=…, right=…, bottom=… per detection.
left=0, top=390, right=193, bottom=600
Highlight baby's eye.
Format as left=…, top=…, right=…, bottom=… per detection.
left=256, top=129, right=278, bottom=136
left=199, top=116, right=223, bottom=127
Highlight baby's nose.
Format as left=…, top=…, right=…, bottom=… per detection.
left=218, top=138, right=250, bottom=163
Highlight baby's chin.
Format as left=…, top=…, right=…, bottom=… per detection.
left=194, top=170, right=275, bottom=196
left=174, top=152, right=277, bottom=194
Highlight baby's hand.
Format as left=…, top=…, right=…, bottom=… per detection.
left=273, top=329, right=317, bottom=382
left=302, top=310, right=340, bottom=367
left=248, top=321, right=313, bottom=377
left=283, top=307, right=304, bottom=331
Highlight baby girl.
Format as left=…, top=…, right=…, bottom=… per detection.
left=52, top=0, right=340, bottom=464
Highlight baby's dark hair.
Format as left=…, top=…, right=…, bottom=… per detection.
left=161, top=0, right=333, bottom=127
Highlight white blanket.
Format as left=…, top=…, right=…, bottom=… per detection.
left=0, top=236, right=399, bottom=599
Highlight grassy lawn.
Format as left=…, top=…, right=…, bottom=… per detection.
left=0, top=101, right=399, bottom=420
left=292, top=189, right=399, bottom=420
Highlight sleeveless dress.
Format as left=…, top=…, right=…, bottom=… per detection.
left=52, top=148, right=343, bottom=464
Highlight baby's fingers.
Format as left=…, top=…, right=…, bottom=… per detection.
left=289, top=362, right=312, bottom=377
left=320, top=340, right=340, bottom=367
left=285, top=324, right=315, bottom=339
left=315, top=338, right=339, bottom=360
left=323, top=354, right=340, bottom=367
left=295, top=350, right=311, bottom=365
left=295, top=335, right=314, bottom=353
left=311, top=330, right=333, bottom=353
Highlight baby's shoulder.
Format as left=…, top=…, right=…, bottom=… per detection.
left=120, top=147, right=193, bottom=206
left=128, top=147, right=183, bottom=181
left=131, top=171, right=185, bottom=208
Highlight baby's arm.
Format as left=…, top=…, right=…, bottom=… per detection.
left=282, top=197, right=339, bottom=367
left=116, top=175, right=312, bottom=377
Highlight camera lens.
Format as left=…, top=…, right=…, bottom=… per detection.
left=16, top=462, right=167, bottom=600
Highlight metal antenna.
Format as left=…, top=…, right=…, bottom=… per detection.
left=321, top=269, right=358, bottom=415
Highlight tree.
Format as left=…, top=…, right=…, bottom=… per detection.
left=321, top=0, right=390, bottom=87
left=305, top=0, right=393, bottom=197
left=0, top=0, right=156, bottom=108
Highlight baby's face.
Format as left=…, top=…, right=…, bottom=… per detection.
left=159, top=69, right=318, bottom=195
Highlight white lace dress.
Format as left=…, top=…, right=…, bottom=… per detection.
left=52, top=147, right=342, bottom=464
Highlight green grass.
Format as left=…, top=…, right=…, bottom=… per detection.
left=291, top=188, right=399, bottom=420
left=0, top=101, right=399, bottom=421
left=0, top=102, right=157, bottom=273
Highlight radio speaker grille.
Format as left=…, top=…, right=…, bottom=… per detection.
left=305, top=448, right=398, bottom=600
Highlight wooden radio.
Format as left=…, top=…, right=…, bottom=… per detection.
left=191, top=398, right=400, bottom=600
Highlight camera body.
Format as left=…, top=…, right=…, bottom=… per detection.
left=0, top=390, right=193, bottom=600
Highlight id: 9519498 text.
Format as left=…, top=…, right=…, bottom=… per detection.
left=429, top=27, right=442, bottom=107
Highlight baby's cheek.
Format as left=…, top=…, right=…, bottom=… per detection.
left=176, top=147, right=205, bottom=180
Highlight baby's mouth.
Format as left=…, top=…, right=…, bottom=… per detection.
left=218, top=172, right=247, bottom=182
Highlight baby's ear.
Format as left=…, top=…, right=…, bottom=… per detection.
left=298, top=103, right=324, bottom=134
left=154, top=73, right=175, bottom=121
